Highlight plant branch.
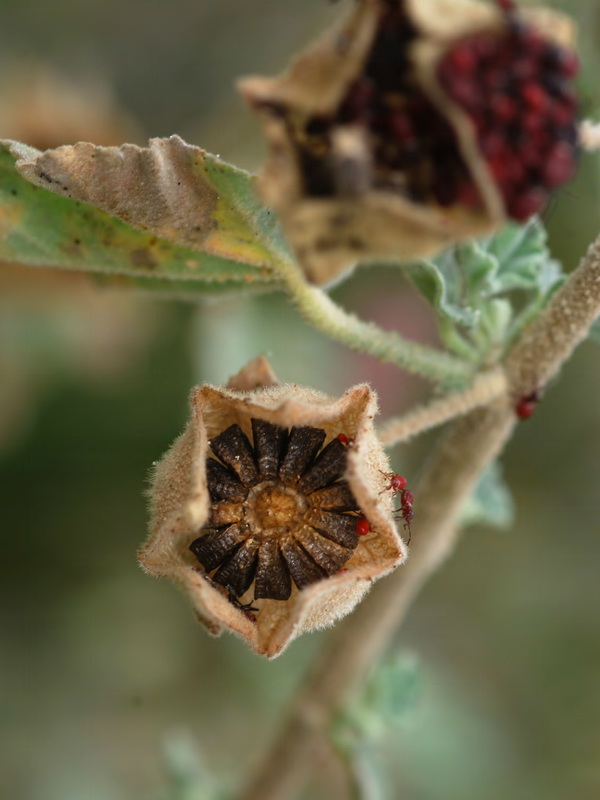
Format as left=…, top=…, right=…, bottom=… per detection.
left=378, top=367, right=507, bottom=447
left=275, top=256, right=474, bottom=387
left=236, top=229, right=600, bottom=800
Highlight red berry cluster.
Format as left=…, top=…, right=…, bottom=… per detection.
left=437, top=19, right=579, bottom=221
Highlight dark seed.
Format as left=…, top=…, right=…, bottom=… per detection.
left=295, top=526, right=354, bottom=574
left=279, top=426, right=327, bottom=485
left=190, top=523, right=249, bottom=572
left=210, top=424, right=259, bottom=487
left=251, top=418, right=288, bottom=480
left=254, top=539, right=292, bottom=600
left=206, top=458, right=247, bottom=502
left=308, top=509, right=360, bottom=550
left=213, top=538, right=260, bottom=597
left=306, top=482, right=360, bottom=512
left=280, top=536, right=327, bottom=589
left=299, top=437, right=348, bottom=493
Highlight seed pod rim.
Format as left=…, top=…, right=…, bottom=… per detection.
left=141, top=364, right=406, bottom=658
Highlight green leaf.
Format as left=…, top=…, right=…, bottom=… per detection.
left=161, top=731, right=225, bottom=800
left=410, top=218, right=564, bottom=361
left=0, top=138, right=285, bottom=297
left=459, top=461, right=514, bottom=530
left=332, top=652, right=420, bottom=750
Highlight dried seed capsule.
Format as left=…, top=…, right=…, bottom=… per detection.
left=240, top=0, right=578, bottom=285
left=142, top=364, right=405, bottom=657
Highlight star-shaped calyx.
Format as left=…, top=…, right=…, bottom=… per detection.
left=140, top=357, right=405, bottom=657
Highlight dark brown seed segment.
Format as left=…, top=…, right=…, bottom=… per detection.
left=308, top=509, right=360, bottom=550
left=210, top=424, right=259, bottom=487
left=206, top=458, right=248, bottom=502
left=279, top=426, right=327, bottom=485
left=280, top=537, right=328, bottom=589
left=295, top=526, right=354, bottom=574
left=209, top=501, right=244, bottom=527
left=299, top=437, right=348, bottom=493
left=190, top=524, right=249, bottom=572
left=213, top=538, right=260, bottom=597
left=254, top=539, right=292, bottom=600
left=307, top=483, right=360, bottom=512
left=252, top=418, right=288, bottom=480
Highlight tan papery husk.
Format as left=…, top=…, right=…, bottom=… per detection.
left=239, top=0, right=576, bottom=285
left=140, top=358, right=405, bottom=658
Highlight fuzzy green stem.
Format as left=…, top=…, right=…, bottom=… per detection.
left=379, top=367, right=508, bottom=447
left=275, top=256, right=474, bottom=386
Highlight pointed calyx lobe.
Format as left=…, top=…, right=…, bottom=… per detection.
left=240, top=0, right=578, bottom=284
left=141, top=365, right=405, bottom=658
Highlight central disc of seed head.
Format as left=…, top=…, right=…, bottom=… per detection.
left=189, top=418, right=364, bottom=606
left=245, top=482, right=306, bottom=534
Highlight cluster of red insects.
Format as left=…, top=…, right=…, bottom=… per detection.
left=302, top=0, right=579, bottom=222
left=337, top=433, right=414, bottom=543
left=437, top=0, right=579, bottom=220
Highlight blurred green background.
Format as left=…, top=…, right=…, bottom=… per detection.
left=1, top=1, right=600, bottom=799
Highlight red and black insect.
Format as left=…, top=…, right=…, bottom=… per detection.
left=379, top=470, right=413, bottom=544
left=395, top=488, right=414, bottom=545
left=379, top=470, right=408, bottom=495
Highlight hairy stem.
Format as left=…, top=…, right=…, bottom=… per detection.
left=237, top=230, right=600, bottom=800
left=379, top=367, right=507, bottom=447
left=276, top=257, right=473, bottom=386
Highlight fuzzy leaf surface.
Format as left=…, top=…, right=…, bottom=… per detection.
left=410, top=219, right=564, bottom=361
left=460, top=461, right=514, bottom=530
left=0, top=138, right=285, bottom=296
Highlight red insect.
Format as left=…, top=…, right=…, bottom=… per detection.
left=337, top=433, right=355, bottom=447
left=379, top=470, right=408, bottom=495
left=515, top=389, right=540, bottom=421
left=355, top=517, right=371, bottom=537
left=395, top=489, right=414, bottom=545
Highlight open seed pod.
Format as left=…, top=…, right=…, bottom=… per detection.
left=239, top=0, right=578, bottom=285
left=140, top=357, right=406, bottom=658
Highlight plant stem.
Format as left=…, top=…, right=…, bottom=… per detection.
left=236, top=230, right=600, bottom=800
left=275, top=256, right=474, bottom=387
left=237, top=402, right=515, bottom=800
left=378, top=367, right=507, bottom=447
